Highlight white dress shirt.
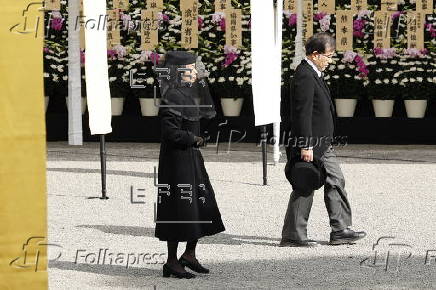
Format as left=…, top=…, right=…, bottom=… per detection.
left=304, top=56, right=322, bottom=78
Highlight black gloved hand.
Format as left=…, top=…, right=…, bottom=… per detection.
left=194, top=136, right=204, bottom=147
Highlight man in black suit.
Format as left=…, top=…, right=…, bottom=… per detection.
left=280, top=32, right=366, bottom=247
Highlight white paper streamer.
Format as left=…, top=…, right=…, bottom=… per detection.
left=83, top=0, right=112, bottom=135
left=250, top=0, right=282, bottom=127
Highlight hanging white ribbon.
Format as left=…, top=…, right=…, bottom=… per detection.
left=250, top=0, right=283, bottom=127
left=83, top=0, right=112, bottom=135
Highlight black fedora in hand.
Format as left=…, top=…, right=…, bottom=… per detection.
left=284, top=158, right=327, bottom=194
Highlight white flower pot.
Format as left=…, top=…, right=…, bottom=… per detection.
left=404, top=100, right=427, bottom=118
left=140, top=98, right=161, bottom=116
left=372, top=99, right=395, bottom=117
left=221, top=98, right=244, bottom=117
left=65, top=97, right=87, bottom=115
left=335, top=99, right=357, bottom=117
left=45, top=96, right=49, bottom=113
left=111, top=98, right=124, bottom=116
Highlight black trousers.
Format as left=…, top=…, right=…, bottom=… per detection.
left=281, top=145, right=352, bottom=241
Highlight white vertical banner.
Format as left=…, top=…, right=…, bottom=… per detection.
left=250, top=0, right=282, bottom=126
left=83, top=0, right=113, bottom=135
left=68, top=0, right=83, bottom=145
left=274, top=0, right=283, bottom=164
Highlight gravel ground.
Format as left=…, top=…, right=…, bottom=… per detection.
left=47, top=142, right=436, bottom=289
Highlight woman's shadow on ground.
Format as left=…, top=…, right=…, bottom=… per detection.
left=77, top=225, right=281, bottom=247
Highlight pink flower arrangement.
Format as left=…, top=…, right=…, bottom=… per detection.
left=157, top=12, right=170, bottom=23
left=288, top=13, right=297, bottom=27
left=223, top=45, right=239, bottom=67
left=354, top=54, right=369, bottom=77
left=313, top=12, right=327, bottom=21
left=342, top=51, right=369, bottom=77
left=404, top=48, right=429, bottom=57
left=107, top=45, right=127, bottom=60
left=211, top=12, right=226, bottom=31
left=121, top=12, right=135, bottom=31
left=140, top=50, right=161, bottom=63
left=107, top=50, right=118, bottom=60
left=373, top=48, right=397, bottom=59
left=113, top=44, right=127, bottom=59
left=198, top=16, right=204, bottom=30
left=50, top=15, right=64, bottom=31
left=425, top=23, right=436, bottom=38
left=357, top=10, right=371, bottom=19
left=353, top=19, right=366, bottom=38
left=314, top=12, right=331, bottom=32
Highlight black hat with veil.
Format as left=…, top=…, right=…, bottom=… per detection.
left=155, top=51, right=216, bottom=121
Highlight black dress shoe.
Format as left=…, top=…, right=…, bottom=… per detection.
left=279, top=239, right=318, bottom=247
left=162, top=263, right=196, bottom=279
left=329, top=228, right=367, bottom=245
left=179, top=256, right=210, bottom=274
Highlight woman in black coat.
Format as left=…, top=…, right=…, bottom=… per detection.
left=155, top=51, right=225, bottom=279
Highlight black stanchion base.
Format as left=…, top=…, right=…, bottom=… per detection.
left=87, top=196, right=109, bottom=200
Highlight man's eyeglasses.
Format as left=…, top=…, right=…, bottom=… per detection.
left=318, top=52, right=335, bottom=59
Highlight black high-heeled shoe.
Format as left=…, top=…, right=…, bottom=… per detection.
left=179, top=256, right=210, bottom=274
left=162, top=263, right=196, bottom=279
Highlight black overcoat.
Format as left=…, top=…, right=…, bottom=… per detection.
left=155, top=88, right=225, bottom=242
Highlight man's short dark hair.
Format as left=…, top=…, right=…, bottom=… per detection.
left=305, top=32, right=336, bottom=55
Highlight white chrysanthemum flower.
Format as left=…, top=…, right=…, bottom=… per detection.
left=62, top=76, right=68, bottom=81
left=50, top=64, right=57, bottom=69
left=212, top=66, right=217, bottom=71
left=345, top=74, right=351, bottom=78
left=383, top=79, right=389, bottom=84
left=392, top=79, right=398, bottom=84
left=417, top=68, right=424, bottom=71
left=376, top=68, right=382, bottom=72
left=218, top=77, right=225, bottom=82
left=385, top=68, right=393, bottom=72
left=146, top=77, right=154, bottom=84
left=401, top=78, right=409, bottom=82
left=333, top=75, right=339, bottom=79
left=416, top=77, right=423, bottom=82
left=229, top=77, right=235, bottom=81
left=118, top=64, right=124, bottom=69
left=394, top=72, right=401, bottom=77
left=338, top=65, right=345, bottom=69
left=44, top=72, right=49, bottom=77
left=375, top=79, right=382, bottom=84
left=410, top=67, right=417, bottom=71
left=236, top=77, right=244, bottom=85
left=208, top=33, right=216, bottom=38
left=109, top=77, right=117, bottom=82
